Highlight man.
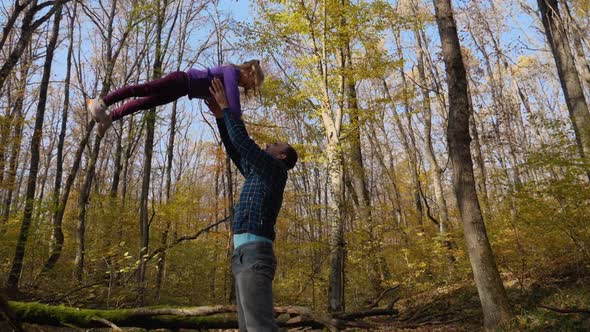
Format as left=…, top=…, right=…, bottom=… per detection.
left=207, top=78, right=298, bottom=331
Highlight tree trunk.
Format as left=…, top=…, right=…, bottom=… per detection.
left=156, top=0, right=194, bottom=298
left=339, top=0, right=388, bottom=294
left=42, top=2, right=75, bottom=274
left=1, top=58, right=30, bottom=231
left=327, top=138, right=345, bottom=314
left=138, top=0, right=167, bottom=304
left=538, top=0, right=590, bottom=172
left=0, top=80, right=15, bottom=195
left=433, top=0, right=513, bottom=330
left=561, top=0, right=590, bottom=89
left=468, top=106, right=489, bottom=215
left=6, top=2, right=63, bottom=290
left=155, top=98, right=178, bottom=302
left=74, top=138, right=101, bottom=282
left=367, top=119, right=406, bottom=228
left=413, top=20, right=450, bottom=235
left=382, top=77, right=424, bottom=230
left=323, top=3, right=346, bottom=311
left=111, top=122, right=124, bottom=198
left=74, top=0, right=129, bottom=281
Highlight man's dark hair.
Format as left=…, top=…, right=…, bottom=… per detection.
left=282, top=145, right=298, bottom=170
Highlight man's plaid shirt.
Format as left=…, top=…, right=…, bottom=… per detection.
left=216, top=109, right=288, bottom=241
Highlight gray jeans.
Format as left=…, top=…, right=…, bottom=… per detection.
left=232, top=241, right=279, bottom=332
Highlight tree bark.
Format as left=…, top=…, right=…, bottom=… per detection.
left=433, top=0, right=513, bottom=330
left=6, top=2, right=63, bottom=290
left=326, top=130, right=345, bottom=314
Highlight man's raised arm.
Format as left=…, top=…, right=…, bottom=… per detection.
left=209, top=78, right=282, bottom=175
left=205, top=98, right=245, bottom=175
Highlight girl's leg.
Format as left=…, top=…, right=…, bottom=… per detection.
left=103, top=71, right=189, bottom=106
left=110, top=93, right=185, bottom=121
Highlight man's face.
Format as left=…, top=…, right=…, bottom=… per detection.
left=265, top=142, right=290, bottom=160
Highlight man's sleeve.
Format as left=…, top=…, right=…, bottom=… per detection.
left=223, top=66, right=242, bottom=117
left=216, top=118, right=245, bottom=176
left=222, top=109, right=283, bottom=176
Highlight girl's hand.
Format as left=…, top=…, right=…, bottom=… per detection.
left=209, top=78, right=229, bottom=109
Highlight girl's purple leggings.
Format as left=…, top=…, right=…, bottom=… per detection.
left=103, top=71, right=189, bottom=121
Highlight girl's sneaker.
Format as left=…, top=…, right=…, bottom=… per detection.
left=87, top=98, right=112, bottom=137
left=97, top=114, right=112, bottom=138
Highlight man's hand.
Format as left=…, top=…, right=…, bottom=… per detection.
left=205, top=97, right=223, bottom=119
left=209, top=78, right=229, bottom=110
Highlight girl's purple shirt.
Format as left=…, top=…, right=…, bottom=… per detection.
left=187, top=65, right=241, bottom=116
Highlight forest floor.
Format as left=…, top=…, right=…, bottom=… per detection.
left=378, top=261, right=590, bottom=331
left=6, top=261, right=590, bottom=331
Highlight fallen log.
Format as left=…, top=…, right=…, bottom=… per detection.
left=366, top=285, right=400, bottom=310
left=9, top=301, right=236, bottom=330
left=336, top=308, right=398, bottom=320
left=6, top=301, right=375, bottom=330
left=0, top=294, right=24, bottom=332
left=538, top=304, right=590, bottom=314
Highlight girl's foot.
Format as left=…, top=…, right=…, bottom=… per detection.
left=87, top=98, right=112, bottom=137
left=97, top=114, right=112, bottom=138
left=87, top=98, right=108, bottom=122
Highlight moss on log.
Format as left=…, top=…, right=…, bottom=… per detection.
left=7, top=301, right=383, bottom=330
left=9, top=301, right=237, bottom=330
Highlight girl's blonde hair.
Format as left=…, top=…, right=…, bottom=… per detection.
left=234, top=59, right=264, bottom=96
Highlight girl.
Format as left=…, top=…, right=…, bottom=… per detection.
left=87, top=60, right=264, bottom=137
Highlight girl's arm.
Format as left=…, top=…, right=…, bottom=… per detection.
left=222, top=66, right=242, bottom=116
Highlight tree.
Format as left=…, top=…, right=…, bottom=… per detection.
left=0, top=54, right=31, bottom=231
left=537, top=0, right=590, bottom=174
left=137, top=0, right=171, bottom=304
left=73, top=0, right=137, bottom=281
left=6, top=1, right=64, bottom=290
left=41, top=1, right=76, bottom=275
left=432, top=0, right=513, bottom=329
left=0, top=0, right=67, bottom=92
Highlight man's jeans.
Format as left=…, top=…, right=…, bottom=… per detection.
left=232, top=241, right=279, bottom=332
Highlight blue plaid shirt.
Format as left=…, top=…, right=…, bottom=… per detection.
left=216, top=109, right=288, bottom=241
